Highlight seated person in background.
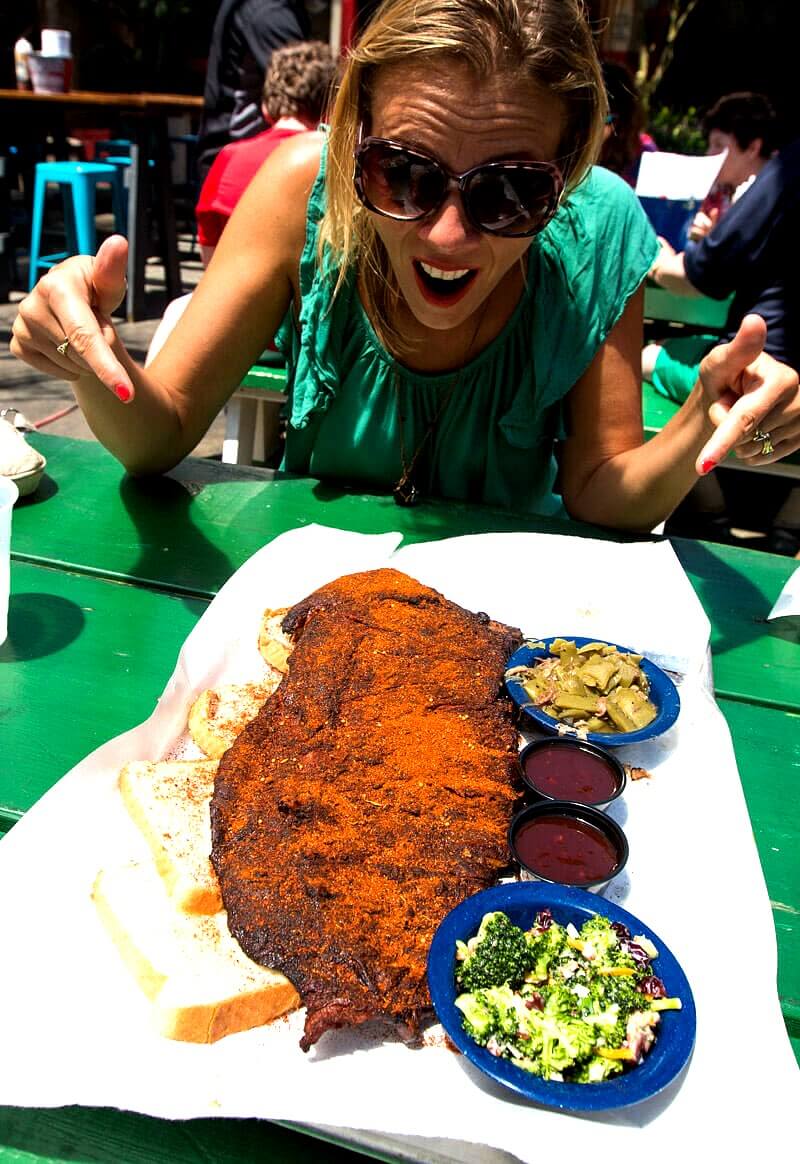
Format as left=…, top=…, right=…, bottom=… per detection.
left=147, top=40, right=337, bottom=363
left=197, top=40, right=338, bottom=265
left=598, top=60, right=656, bottom=187
left=197, top=0, right=311, bottom=182
left=643, top=131, right=798, bottom=406
left=11, top=0, right=800, bottom=532
left=687, top=91, right=778, bottom=242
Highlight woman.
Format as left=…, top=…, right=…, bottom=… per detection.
left=597, top=60, right=656, bottom=187
left=10, top=0, right=799, bottom=531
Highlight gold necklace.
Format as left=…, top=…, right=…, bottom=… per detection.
left=392, top=305, right=488, bottom=507
left=393, top=373, right=460, bottom=506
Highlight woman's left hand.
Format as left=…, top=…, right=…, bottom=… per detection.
left=695, top=314, right=800, bottom=474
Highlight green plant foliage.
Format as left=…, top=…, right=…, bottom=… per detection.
left=648, top=106, right=706, bottom=155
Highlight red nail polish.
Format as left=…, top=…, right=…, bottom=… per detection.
left=700, top=458, right=717, bottom=475
left=114, top=383, right=132, bottom=403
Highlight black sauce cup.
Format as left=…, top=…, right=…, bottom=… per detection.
left=518, top=737, right=626, bottom=811
left=508, top=800, right=629, bottom=894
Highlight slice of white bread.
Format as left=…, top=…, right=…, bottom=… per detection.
left=188, top=675, right=283, bottom=760
left=92, top=863, right=299, bottom=1042
left=119, top=759, right=221, bottom=914
left=258, top=607, right=294, bottom=673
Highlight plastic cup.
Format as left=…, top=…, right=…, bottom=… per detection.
left=28, top=52, right=73, bottom=94
left=0, top=477, right=18, bottom=645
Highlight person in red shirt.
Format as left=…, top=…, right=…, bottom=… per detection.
left=147, top=40, right=337, bottom=362
left=197, top=39, right=338, bottom=262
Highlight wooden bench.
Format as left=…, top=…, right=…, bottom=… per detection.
left=644, top=285, right=732, bottom=333
left=223, top=361, right=288, bottom=466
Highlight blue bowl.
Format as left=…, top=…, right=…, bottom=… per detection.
left=427, top=882, right=696, bottom=1112
left=504, top=636, right=680, bottom=747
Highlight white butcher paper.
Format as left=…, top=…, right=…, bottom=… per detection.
left=0, top=525, right=796, bottom=1164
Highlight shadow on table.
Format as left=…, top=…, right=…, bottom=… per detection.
left=305, top=479, right=637, bottom=548
left=118, top=474, right=235, bottom=604
left=672, top=537, right=794, bottom=657
left=0, top=592, right=84, bottom=662
left=0, top=1106, right=359, bottom=1163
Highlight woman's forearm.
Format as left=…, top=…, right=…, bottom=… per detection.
left=566, top=383, right=713, bottom=532
left=649, top=250, right=700, bottom=297
left=69, top=361, right=191, bottom=475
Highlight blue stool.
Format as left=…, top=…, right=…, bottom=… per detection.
left=28, top=161, right=126, bottom=289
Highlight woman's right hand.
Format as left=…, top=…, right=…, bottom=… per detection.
left=10, top=235, right=136, bottom=403
left=687, top=207, right=719, bottom=242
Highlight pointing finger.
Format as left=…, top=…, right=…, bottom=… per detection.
left=47, top=279, right=135, bottom=402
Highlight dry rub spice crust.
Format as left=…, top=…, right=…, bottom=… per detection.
left=211, top=568, right=523, bottom=1049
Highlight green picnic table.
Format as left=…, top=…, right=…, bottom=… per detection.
left=1, top=432, right=798, bottom=1163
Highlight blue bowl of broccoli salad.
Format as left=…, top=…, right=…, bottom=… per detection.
left=427, top=882, right=695, bottom=1111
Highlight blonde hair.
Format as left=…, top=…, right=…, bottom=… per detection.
left=319, top=0, right=606, bottom=352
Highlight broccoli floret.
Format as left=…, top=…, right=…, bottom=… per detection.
left=525, top=921, right=569, bottom=982
left=455, top=984, right=523, bottom=1045
left=573, top=1054, right=625, bottom=1083
left=576, top=915, right=623, bottom=962
left=455, top=912, right=534, bottom=991
left=542, top=982, right=581, bottom=1020
left=590, top=971, right=642, bottom=1012
left=538, top=1014, right=596, bottom=1079
left=455, top=991, right=497, bottom=1043
left=583, top=1003, right=627, bottom=1048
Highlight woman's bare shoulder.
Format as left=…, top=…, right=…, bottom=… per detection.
left=244, top=130, right=325, bottom=205
left=223, top=131, right=325, bottom=268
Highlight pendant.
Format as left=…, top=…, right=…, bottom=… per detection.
left=393, top=476, right=421, bottom=507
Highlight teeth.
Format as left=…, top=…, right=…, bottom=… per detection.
left=419, top=261, right=471, bottom=281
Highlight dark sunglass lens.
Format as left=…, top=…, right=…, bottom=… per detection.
left=466, top=167, right=557, bottom=235
left=360, top=146, right=444, bottom=218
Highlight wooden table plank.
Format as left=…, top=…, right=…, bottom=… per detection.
left=0, top=561, right=206, bottom=827
left=0, top=1108, right=366, bottom=1164
left=717, top=696, right=800, bottom=1054
left=673, top=539, right=800, bottom=709
left=14, top=435, right=800, bottom=712
left=644, top=285, right=730, bottom=330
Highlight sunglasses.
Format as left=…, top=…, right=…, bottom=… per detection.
left=353, top=135, right=564, bottom=238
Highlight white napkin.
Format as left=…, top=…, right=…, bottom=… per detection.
left=0, top=526, right=795, bottom=1164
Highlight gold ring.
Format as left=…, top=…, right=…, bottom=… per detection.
left=753, top=428, right=774, bottom=455
left=55, top=338, right=70, bottom=357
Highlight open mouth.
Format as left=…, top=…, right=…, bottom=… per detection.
left=413, top=260, right=478, bottom=305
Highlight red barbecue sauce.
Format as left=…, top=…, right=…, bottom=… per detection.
left=523, top=743, right=620, bottom=804
left=514, top=814, right=620, bottom=884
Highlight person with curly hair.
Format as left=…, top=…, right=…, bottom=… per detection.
left=196, top=40, right=338, bottom=264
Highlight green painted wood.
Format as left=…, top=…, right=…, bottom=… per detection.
left=717, top=696, right=800, bottom=1056
left=0, top=561, right=206, bottom=823
left=13, top=436, right=799, bottom=712
left=673, top=539, right=800, bottom=709
left=0, top=1108, right=374, bottom=1164
left=239, top=364, right=289, bottom=391
left=644, top=285, right=731, bottom=330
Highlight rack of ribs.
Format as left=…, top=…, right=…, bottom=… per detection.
left=210, top=568, right=523, bottom=1049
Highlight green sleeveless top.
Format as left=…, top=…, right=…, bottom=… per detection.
left=276, top=146, right=658, bottom=514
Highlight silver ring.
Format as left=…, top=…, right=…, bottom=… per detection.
left=55, top=337, right=70, bottom=358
